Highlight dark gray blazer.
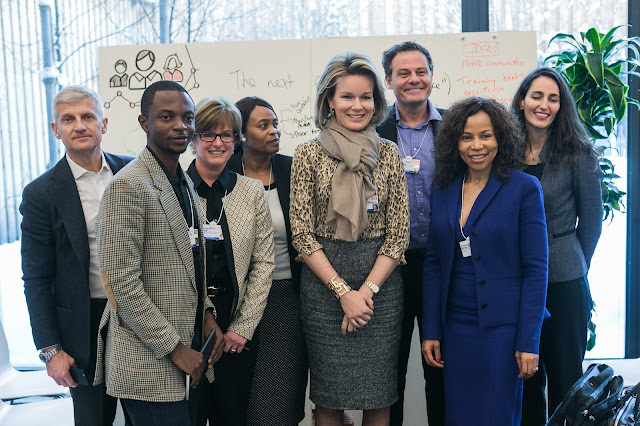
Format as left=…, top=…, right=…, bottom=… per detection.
left=376, top=104, right=444, bottom=144
left=537, top=143, right=602, bottom=283
left=20, top=152, right=131, bottom=371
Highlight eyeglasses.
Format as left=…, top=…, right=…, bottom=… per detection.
left=195, top=131, right=237, bottom=143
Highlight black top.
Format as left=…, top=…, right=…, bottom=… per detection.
left=523, top=163, right=545, bottom=181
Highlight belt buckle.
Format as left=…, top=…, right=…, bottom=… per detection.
left=207, top=286, right=220, bottom=297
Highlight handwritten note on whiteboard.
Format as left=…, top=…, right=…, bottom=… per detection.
left=98, top=31, right=536, bottom=159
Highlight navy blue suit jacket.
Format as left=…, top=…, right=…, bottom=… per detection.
left=422, top=169, right=549, bottom=354
left=20, top=152, right=132, bottom=371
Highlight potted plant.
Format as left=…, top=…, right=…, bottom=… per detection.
left=546, top=26, right=640, bottom=221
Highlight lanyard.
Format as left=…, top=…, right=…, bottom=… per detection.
left=396, top=122, right=429, bottom=160
left=203, top=189, right=227, bottom=226
left=460, top=172, right=468, bottom=239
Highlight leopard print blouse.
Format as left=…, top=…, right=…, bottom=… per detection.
left=290, top=137, right=410, bottom=261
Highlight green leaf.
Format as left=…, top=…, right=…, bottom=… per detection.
left=604, top=68, right=624, bottom=86
left=586, top=52, right=605, bottom=87
left=585, top=28, right=603, bottom=52
left=601, top=25, right=624, bottom=49
left=549, top=33, right=586, bottom=54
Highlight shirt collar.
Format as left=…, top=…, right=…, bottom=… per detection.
left=187, top=160, right=233, bottom=191
left=146, top=146, right=186, bottom=186
left=66, top=151, right=110, bottom=180
left=394, top=99, right=443, bottom=129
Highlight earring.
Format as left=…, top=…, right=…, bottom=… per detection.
left=330, top=108, right=335, bottom=116
left=241, top=137, right=246, bottom=142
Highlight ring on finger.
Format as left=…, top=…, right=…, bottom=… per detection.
left=230, top=348, right=237, bottom=353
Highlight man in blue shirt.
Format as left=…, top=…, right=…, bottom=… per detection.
left=377, top=41, right=445, bottom=426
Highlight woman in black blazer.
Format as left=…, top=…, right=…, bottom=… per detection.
left=229, top=96, right=308, bottom=426
left=512, top=67, right=603, bottom=425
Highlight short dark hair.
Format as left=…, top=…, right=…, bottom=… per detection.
left=434, top=96, right=524, bottom=188
left=235, top=96, right=276, bottom=135
left=382, top=41, right=433, bottom=78
left=511, top=67, right=596, bottom=165
left=140, top=81, right=189, bottom=118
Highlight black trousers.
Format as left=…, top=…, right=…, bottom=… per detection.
left=69, top=298, right=130, bottom=426
left=123, top=398, right=190, bottom=426
left=195, top=293, right=258, bottom=426
left=521, top=276, right=592, bottom=426
left=389, top=249, right=445, bottom=426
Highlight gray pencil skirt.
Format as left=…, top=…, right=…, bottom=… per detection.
left=300, top=237, right=403, bottom=410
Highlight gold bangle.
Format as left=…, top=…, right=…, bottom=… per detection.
left=329, top=275, right=352, bottom=299
left=363, top=279, right=380, bottom=295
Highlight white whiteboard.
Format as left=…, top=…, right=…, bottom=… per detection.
left=98, top=31, right=537, bottom=160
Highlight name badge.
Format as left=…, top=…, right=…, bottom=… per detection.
left=403, top=156, right=420, bottom=174
left=366, top=194, right=379, bottom=212
left=202, top=223, right=224, bottom=240
left=459, top=237, right=471, bottom=257
left=189, top=227, right=199, bottom=247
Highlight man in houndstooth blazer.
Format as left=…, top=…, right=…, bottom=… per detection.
left=95, top=81, right=221, bottom=424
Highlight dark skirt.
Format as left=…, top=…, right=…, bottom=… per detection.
left=443, top=246, right=522, bottom=425
left=246, top=278, right=308, bottom=426
left=300, top=237, right=403, bottom=410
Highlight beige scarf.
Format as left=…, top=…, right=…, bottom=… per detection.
left=318, top=118, right=380, bottom=241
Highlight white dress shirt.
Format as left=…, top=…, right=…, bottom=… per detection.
left=66, top=152, right=113, bottom=298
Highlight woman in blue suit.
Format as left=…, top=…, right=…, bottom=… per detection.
left=421, top=97, right=549, bottom=425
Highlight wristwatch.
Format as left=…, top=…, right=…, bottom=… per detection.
left=39, top=344, right=62, bottom=364
left=329, top=276, right=352, bottom=299
left=363, top=279, right=380, bottom=295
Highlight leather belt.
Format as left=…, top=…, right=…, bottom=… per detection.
left=207, top=286, right=228, bottom=297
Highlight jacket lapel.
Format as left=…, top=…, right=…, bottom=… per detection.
left=465, top=170, right=503, bottom=230
left=141, top=149, right=196, bottom=289
left=104, top=152, right=127, bottom=174
left=51, top=157, right=90, bottom=280
left=447, top=174, right=464, bottom=233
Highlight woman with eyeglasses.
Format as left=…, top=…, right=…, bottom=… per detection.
left=186, top=97, right=275, bottom=426
left=228, top=96, right=308, bottom=426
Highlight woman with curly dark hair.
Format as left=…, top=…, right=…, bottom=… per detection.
left=421, top=97, right=549, bottom=425
left=512, top=68, right=602, bottom=425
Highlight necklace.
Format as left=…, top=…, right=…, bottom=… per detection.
left=527, top=144, right=544, bottom=162
left=242, top=156, right=272, bottom=186
left=396, top=123, right=429, bottom=161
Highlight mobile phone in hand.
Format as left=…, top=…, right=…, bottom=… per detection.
left=69, top=367, right=89, bottom=386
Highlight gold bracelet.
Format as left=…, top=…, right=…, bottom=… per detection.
left=329, top=275, right=352, bottom=299
left=363, top=279, right=380, bottom=295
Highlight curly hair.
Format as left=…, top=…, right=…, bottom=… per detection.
left=511, top=67, right=597, bottom=165
left=434, top=96, right=525, bottom=188
left=314, top=52, right=387, bottom=129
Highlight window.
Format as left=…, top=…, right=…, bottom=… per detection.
left=490, top=0, right=629, bottom=358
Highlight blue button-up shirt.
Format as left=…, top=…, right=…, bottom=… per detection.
left=395, top=100, right=442, bottom=249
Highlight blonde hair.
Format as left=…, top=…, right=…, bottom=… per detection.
left=314, top=52, right=387, bottom=130
left=192, top=97, right=243, bottom=153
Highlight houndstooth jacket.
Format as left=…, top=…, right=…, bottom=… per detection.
left=93, top=147, right=214, bottom=402
left=195, top=172, right=275, bottom=341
